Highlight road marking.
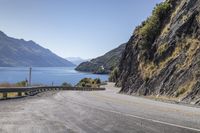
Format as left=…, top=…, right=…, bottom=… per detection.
left=67, top=98, right=200, bottom=132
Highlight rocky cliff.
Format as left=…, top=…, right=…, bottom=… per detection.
left=117, top=0, right=200, bottom=105
left=76, top=43, right=126, bottom=74
left=0, top=31, right=75, bottom=67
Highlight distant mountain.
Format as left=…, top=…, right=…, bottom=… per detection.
left=66, top=57, right=89, bottom=66
left=75, top=43, right=126, bottom=74
left=0, top=31, right=75, bottom=67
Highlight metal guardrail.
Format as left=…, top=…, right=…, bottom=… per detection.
left=0, top=86, right=105, bottom=99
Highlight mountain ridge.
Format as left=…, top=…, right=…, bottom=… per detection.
left=0, top=31, right=75, bottom=67
left=75, top=43, right=126, bottom=74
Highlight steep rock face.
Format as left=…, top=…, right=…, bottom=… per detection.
left=117, top=0, right=200, bottom=105
left=76, top=43, right=126, bottom=74
left=0, top=31, right=75, bottom=67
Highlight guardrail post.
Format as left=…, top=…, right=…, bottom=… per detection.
left=3, top=92, right=7, bottom=99
left=25, top=91, right=29, bottom=96
left=0, top=86, right=105, bottom=100
left=18, top=92, right=22, bottom=97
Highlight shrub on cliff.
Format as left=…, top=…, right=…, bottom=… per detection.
left=109, top=67, right=119, bottom=82
left=139, top=2, right=171, bottom=50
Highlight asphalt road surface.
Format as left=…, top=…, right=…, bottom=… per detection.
left=0, top=83, right=200, bottom=133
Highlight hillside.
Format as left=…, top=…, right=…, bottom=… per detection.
left=116, top=0, right=200, bottom=105
left=75, top=43, right=126, bottom=74
left=0, top=31, right=75, bottom=67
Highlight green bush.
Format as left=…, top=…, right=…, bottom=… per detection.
left=62, top=82, right=72, bottom=87
left=139, top=2, right=171, bottom=50
left=16, top=81, right=27, bottom=87
left=94, top=78, right=101, bottom=84
left=109, top=67, right=119, bottom=82
left=76, top=78, right=101, bottom=88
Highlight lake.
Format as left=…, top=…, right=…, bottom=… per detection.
left=0, top=67, right=108, bottom=86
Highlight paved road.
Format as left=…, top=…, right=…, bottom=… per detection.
left=0, top=83, right=200, bottom=133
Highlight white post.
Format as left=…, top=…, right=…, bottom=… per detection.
left=29, top=67, right=32, bottom=86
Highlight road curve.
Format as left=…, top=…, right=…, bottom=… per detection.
left=0, top=83, right=200, bottom=133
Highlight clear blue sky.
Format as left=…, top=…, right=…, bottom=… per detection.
left=0, top=0, right=162, bottom=59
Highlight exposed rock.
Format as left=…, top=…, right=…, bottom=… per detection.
left=116, top=0, right=200, bottom=105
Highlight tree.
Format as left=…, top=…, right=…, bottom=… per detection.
left=62, top=82, right=72, bottom=87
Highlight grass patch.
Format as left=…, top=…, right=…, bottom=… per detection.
left=140, top=37, right=200, bottom=80
left=139, top=45, right=181, bottom=79
left=0, top=81, right=27, bottom=87
left=161, top=0, right=186, bottom=36
left=174, top=79, right=197, bottom=98
left=157, top=43, right=168, bottom=55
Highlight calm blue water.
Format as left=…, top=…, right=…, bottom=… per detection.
left=0, top=67, right=108, bottom=85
